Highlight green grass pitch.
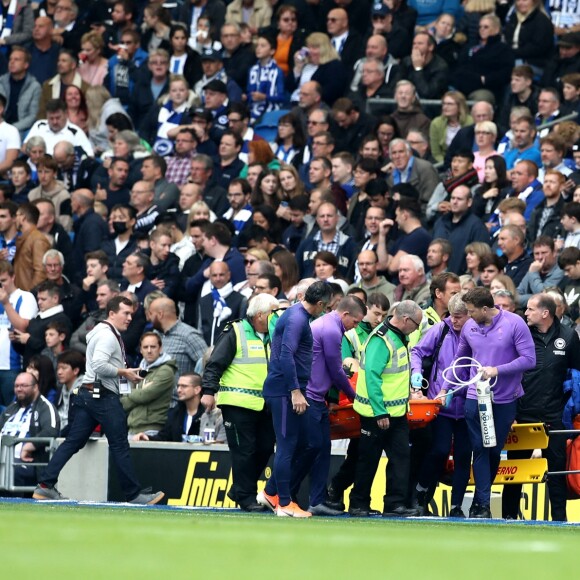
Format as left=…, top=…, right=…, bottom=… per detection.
left=1, top=502, right=576, bottom=579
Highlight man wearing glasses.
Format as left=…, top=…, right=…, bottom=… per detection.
left=348, top=299, right=424, bottom=518
left=0, top=372, right=59, bottom=486
left=223, top=178, right=252, bottom=236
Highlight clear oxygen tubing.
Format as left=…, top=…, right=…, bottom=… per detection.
left=442, top=357, right=498, bottom=448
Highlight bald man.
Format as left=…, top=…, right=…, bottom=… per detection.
left=148, top=296, right=207, bottom=380
left=326, top=7, right=364, bottom=83
left=71, top=188, right=109, bottom=278
left=199, top=261, right=245, bottom=346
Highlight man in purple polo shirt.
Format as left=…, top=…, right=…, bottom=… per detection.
left=257, top=281, right=332, bottom=518
left=441, top=287, right=535, bottom=518
left=289, top=296, right=365, bottom=516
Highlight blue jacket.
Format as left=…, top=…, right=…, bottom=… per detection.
left=295, top=231, right=356, bottom=279
left=564, top=369, right=580, bottom=429
left=411, top=317, right=466, bottom=420
left=247, top=59, right=287, bottom=120
left=263, top=303, right=313, bottom=397
left=105, top=48, right=149, bottom=107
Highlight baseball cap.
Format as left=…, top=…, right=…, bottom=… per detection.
left=200, top=48, right=223, bottom=61
left=558, top=31, right=580, bottom=48
left=372, top=4, right=392, bottom=17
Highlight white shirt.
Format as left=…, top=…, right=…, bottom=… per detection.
left=0, top=120, right=21, bottom=163
left=24, top=120, right=94, bottom=156
left=332, top=32, right=349, bottom=54
left=0, top=289, right=38, bottom=370
left=1, top=405, right=32, bottom=458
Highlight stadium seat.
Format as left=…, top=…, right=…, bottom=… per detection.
left=253, top=110, right=291, bottom=142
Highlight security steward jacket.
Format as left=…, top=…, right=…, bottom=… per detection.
left=354, top=319, right=410, bottom=420
left=518, top=318, right=580, bottom=423
left=202, top=318, right=269, bottom=412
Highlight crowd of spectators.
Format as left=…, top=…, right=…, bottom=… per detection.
left=1, top=0, right=580, bottom=494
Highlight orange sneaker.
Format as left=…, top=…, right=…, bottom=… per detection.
left=256, top=490, right=279, bottom=512
left=276, top=502, right=312, bottom=518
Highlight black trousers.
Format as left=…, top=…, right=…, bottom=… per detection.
left=501, top=419, right=568, bottom=521
left=349, top=415, right=410, bottom=512
left=221, top=404, right=275, bottom=508
left=330, top=438, right=359, bottom=495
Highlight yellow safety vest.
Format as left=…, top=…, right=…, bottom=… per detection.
left=354, top=327, right=410, bottom=418
left=217, top=320, right=268, bottom=411
left=344, top=328, right=364, bottom=361
left=407, top=306, right=441, bottom=349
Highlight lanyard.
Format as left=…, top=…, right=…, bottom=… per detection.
left=101, top=321, right=128, bottom=366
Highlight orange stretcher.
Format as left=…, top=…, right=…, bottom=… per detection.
left=329, top=399, right=442, bottom=440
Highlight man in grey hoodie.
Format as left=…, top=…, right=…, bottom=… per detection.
left=33, top=295, right=164, bottom=504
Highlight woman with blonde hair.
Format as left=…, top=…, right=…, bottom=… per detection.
left=504, top=0, right=554, bottom=74
left=490, top=273, right=518, bottom=299
left=188, top=200, right=215, bottom=223
left=233, top=248, right=271, bottom=297
left=288, top=31, right=347, bottom=105
left=456, top=0, right=497, bottom=47
left=279, top=164, right=306, bottom=199
left=429, top=91, right=473, bottom=163
left=473, top=120, right=498, bottom=181
left=86, top=86, right=129, bottom=155
left=79, top=31, right=108, bottom=86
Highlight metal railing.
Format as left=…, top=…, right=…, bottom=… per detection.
left=0, top=436, right=56, bottom=492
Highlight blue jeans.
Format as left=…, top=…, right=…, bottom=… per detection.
left=40, top=387, right=141, bottom=501
left=465, top=398, right=517, bottom=507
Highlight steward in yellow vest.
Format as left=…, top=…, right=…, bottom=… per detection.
left=202, top=294, right=279, bottom=512
left=348, top=300, right=424, bottom=518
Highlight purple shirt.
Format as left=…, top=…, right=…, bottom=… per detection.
left=443, top=309, right=536, bottom=403
left=306, top=311, right=356, bottom=403
left=411, top=318, right=466, bottom=420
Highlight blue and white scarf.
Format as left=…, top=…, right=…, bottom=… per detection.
left=154, top=100, right=188, bottom=156
left=0, top=0, right=17, bottom=49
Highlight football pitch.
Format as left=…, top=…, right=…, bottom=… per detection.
left=1, top=500, right=577, bottom=579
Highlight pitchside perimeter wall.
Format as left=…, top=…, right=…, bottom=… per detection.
left=55, top=440, right=580, bottom=521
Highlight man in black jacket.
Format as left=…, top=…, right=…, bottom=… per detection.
left=134, top=373, right=207, bottom=442
left=221, top=22, right=255, bottom=90
left=399, top=30, right=449, bottom=100
left=0, top=371, right=59, bottom=485
left=502, top=294, right=580, bottom=521
left=70, top=189, right=109, bottom=280
left=147, top=227, right=180, bottom=300
left=12, top=280, right=72, bottom=367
